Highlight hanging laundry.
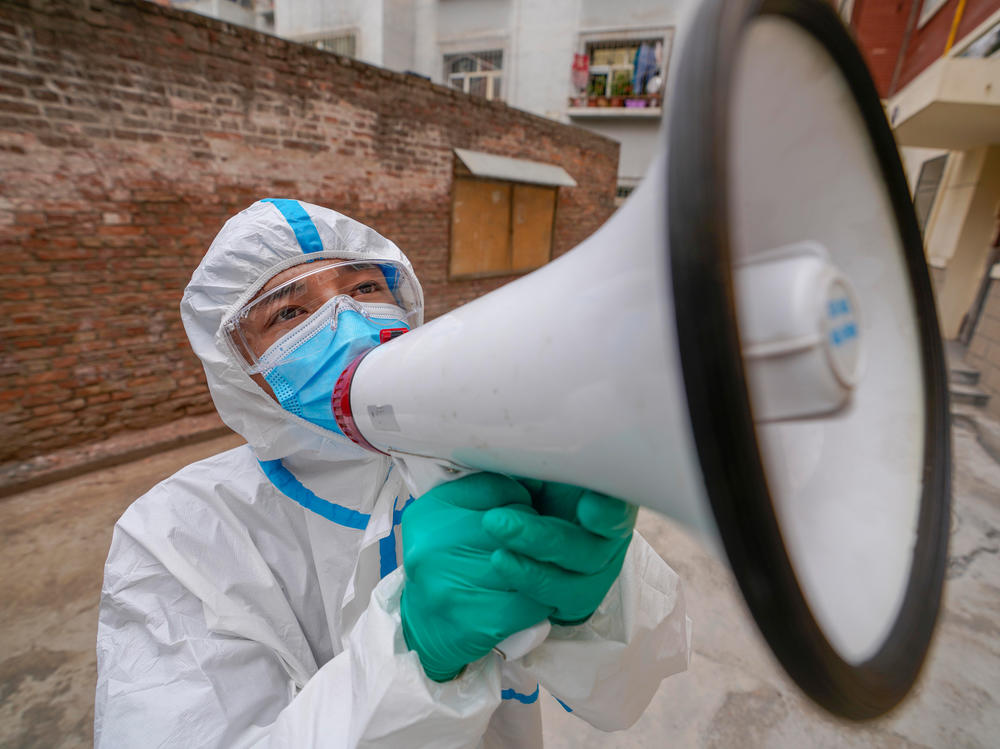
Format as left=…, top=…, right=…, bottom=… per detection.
left=632, top=42, right=659, bottom=96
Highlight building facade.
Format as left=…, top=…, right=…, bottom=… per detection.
left=176, top=0, right=685, bottom=198
left=848, top=0, right=1000, bottom=411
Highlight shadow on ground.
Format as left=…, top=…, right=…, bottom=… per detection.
left=1, top=425, right=998, bottom=748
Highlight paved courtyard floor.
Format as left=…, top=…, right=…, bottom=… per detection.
left=1, top=423, right=997, bottom=748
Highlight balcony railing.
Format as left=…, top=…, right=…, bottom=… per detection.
left=569, top=94, right=661, bottom=109
left=566, top=94, right=662, bottom=118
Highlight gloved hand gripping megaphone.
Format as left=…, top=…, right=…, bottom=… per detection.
left=333, top=0, right=951, bottom=720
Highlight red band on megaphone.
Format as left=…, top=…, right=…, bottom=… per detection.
left=332, top=350, right=387, bottom=455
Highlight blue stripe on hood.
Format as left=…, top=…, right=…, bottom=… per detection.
left=262, top=198, right=324, bottom=254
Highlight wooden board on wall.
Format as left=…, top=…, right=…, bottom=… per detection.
left=511, top=184, right=556, bottom=272
left=450, top=178, right=512, bottom=277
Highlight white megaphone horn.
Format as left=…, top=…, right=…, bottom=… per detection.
left=332, top=0, right=951, bottom=721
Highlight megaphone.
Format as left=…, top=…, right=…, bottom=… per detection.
left=333, top=0, right=951, bottom=720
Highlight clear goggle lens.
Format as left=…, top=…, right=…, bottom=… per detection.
left=223, top=259, right=420, bottom=374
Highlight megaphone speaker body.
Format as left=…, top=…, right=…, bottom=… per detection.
left=334, top=0, right=951, bottom=721
left=348, top=153, right=715, bottom=536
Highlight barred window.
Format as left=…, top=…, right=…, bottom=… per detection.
left=444, top=50, right=503, bottom=101
left=314, top=34, right=356, bottom=57
left=913, top=155, right=948, bottom=233
left=918, top=0, right=949, bottom=28
left=585, top=39, right=662, bottom=99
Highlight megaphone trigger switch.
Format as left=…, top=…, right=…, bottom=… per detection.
left=379, top=327, right=408, bottom=344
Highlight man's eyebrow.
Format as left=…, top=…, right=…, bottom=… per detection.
left=257, top=280, right=306, bottom=308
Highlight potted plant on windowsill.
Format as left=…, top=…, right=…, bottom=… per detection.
left=610, top=74, right=631, bottom=108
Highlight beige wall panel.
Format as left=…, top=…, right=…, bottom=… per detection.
left=924, top=148, right=984, bottom=265
left=511, top=185, right=556, bottom=272
left=935, top=146, right=1000, bottom=337
left=450, top=179, right=511, bottom=277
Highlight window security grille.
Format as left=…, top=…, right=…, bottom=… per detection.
left=585, top=39, right=661, bottom=99
left=314, top=34, right=356, bottom=57
left=444, top=50, right=503, bottom=101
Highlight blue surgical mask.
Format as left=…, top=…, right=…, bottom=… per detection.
left=262, top=298, right=408, bottom=434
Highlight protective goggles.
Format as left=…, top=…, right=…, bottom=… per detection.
left=223, top=259, right=421, bottom=374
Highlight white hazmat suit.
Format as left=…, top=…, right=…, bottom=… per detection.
left=94, top=199, right=692, bottom=747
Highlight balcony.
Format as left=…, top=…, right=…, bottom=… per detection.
left=566, top=94, right=662, bottom=119
left=887, top=28, right=1000, bottom=151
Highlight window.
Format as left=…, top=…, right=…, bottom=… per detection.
left=314, top=34, right=356, bottom=57
left=913, top=155, right=948, bottom=232
left=959, top=20, right=1000, bottom=58
left=836, top=0, right=855, bottom=24
left=444, top=50, right=503, bottom=101
left=918, top=0, right=949, bottom=28
left=449, top=178, right=556, bottom=278
left=615, top=183, right=635, bottom=207
left=587, top=39, right=662, bottom=98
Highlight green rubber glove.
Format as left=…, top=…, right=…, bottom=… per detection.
left=399, top=473, right=554, bottom=682
left=482, top=480, right=637, bottom=625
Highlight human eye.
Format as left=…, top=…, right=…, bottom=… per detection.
left=267, top=305, right=307, bottom=328
left=354, top=281, right=382, bottom=295
left=348, top=275, right=395, bottom=304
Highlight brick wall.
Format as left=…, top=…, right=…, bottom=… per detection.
left=0, top=0, right=619, bottom=464
left=966, top=279, right=1000, bottom=418
left=850, top=0, right=998, bottom=97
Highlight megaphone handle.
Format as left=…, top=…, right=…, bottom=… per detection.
left=494, top=620, right=552, bottom=661
left=388, top=451, right=554, bottom=661
left=389, top=451, right=475, bottom=496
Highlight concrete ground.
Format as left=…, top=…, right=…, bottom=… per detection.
left=1, top=424, right=997, bottom=748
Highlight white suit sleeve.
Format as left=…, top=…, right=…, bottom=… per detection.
left=95, top=526, right=501, bottom=749
left=518, top=531, right=692, bottom=731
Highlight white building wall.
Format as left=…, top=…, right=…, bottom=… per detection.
left=577, top=118, right=663, bottom=184
left=364, top=1, right=385, bottom=65
left=436, top=0, right=510, bottom=39
left=275, top=0, right=384, bottom=65
left=274, top=0, right=355, bottom=39
left=412, top=0, right=440, bottom=79
left=266, top=0, right=685, bottom=185
left=383, top=0, right=416, bottom=71
left=174, top=0, right=257, bottom=28
left=579, top=0, right=676, bottom=31
left=508, top=0, right=580, bottom=120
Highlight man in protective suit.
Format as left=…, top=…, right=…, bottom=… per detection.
left=94, top=199, right=692, bottom=747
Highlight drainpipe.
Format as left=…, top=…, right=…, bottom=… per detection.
left=888, top=0, right=922, bottom=97
left=944, top=0, right=969, bottom=55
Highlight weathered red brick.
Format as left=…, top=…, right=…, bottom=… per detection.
left=0, top=0, right=617, bottom=464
